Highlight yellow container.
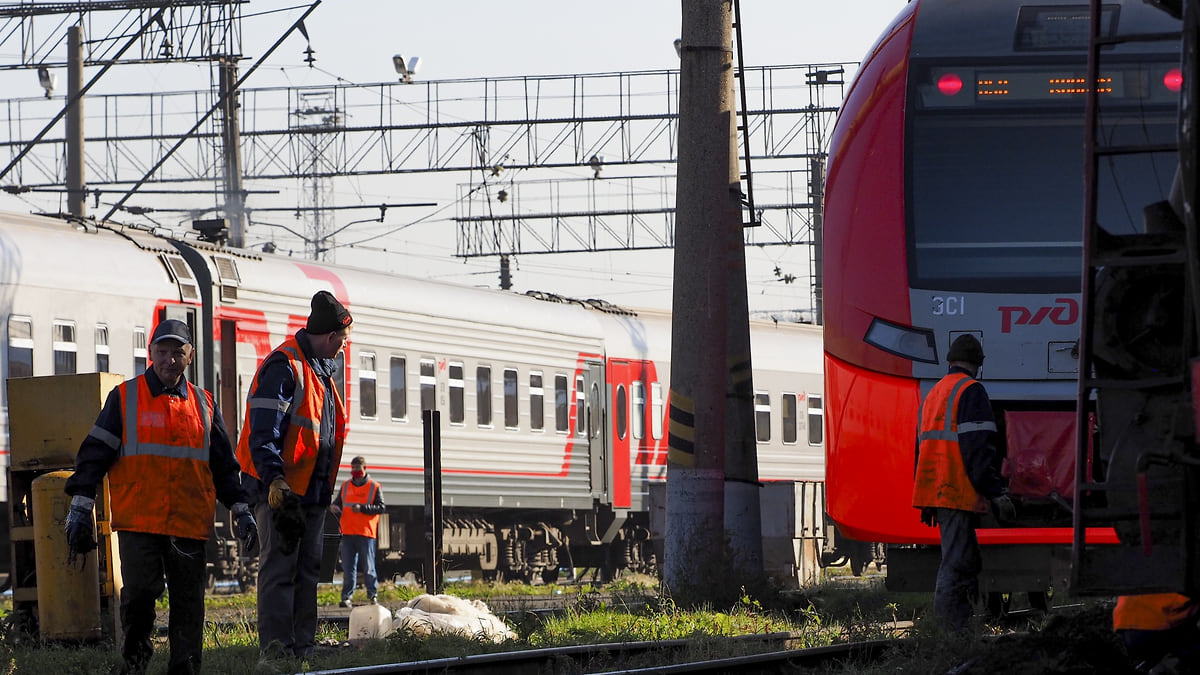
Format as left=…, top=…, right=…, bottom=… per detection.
left=32, top=471, right=102, bottom=640
left=7, top=373, right=125, bottom=470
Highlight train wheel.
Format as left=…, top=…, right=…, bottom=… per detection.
left=849, top=549, right=870, bottom=576
left=985, top=592, right=1011, bottom=618
left=205, top=572, right=216, bottom=594
left=541, top=567, right=560, bottom=585
left=1028, top=589, right=1052, bottom=612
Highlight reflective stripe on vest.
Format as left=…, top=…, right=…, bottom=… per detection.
left=123, top=382, right=211, bottom=461
left=912, top=372, right=989, bottom=512
left=338, top=479, right=381, bottom=538
left=236, top=336, right=346, bottom=497
left=108, top=377, right=217, bottom=540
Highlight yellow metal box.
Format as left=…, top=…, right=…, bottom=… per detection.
left=7, top=372, right=125, bottom=469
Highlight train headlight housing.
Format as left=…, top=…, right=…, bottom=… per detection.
left=864, top=318, right=939, bottom=364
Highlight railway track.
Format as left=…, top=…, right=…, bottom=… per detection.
left=297, top=636, right=900, bottom=675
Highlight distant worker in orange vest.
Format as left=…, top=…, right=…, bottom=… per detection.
left=913, top=334, right=1015, bottom=634
left=1113, top=593, right=1200, bottom=672
left=330, top=455, right=386, bottom=607
left=237, top=290, right=351, bottom=663
left=64, top=319, right=257, bottom=675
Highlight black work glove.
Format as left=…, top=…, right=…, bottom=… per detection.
left=64, top=495, right=98, bottom=565
left=232, top=502, right=259, bottom=553
left=919, top=507, right=938, bottom=528
left=990, top=493, right=1017, bottom=525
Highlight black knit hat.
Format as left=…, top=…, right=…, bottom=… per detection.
left=306, top=291, right=353, bottom=334
left=947, top=334, right=985, bottom=366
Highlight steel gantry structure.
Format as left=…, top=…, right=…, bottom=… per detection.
left=0, top=62, right=849, bottom=308
left=0, top=63, right=848, bottom=244
left=0, top=0, right=244, bottom=69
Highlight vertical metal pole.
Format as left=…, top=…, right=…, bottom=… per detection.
left=66, top=25, right=85, bottom=219
left=422, top=409, right=443, bottom=595
left=220, top=58, right=246, bottom=247
left=811, top=157, right=825, bottom=325
left=665, top=0, right=733, bottom=595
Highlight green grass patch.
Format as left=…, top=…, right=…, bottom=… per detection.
left=8, top=570, right=1120, bottom=674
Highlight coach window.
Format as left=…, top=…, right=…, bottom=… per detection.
left=781, top=393, right=798, bottom=445
left=554, top=374, right=569, bottom=433
left=360, top=353, right=377, bottom=419
left=651, top=382, right=664, bottom=440
left=754, top=392, right=771, bottom=443
left=575, top=375, right=585, bottom=435
left=589, top=382, right=601, bottom=439
left=53, top=321, right=77, bottom=375
left=615, top=384, right=628, bottom=440
left=530, top=372, right=544, bottom=431
left=504, top=368, right=519, bottom=429
left=95, top=325, right=110, bottom=373
left=390, top=356, right=407, bottom=421
left=449, top=362, right=465, bottom=425
left=133, top=327, right=147, bottom=375
left=420, top=359, right=436, bottom=411
left=477, top=366, right=492, bottom=427
left=7, top=316, right=33, bottom=378
left=631, top=381, right=645, bottom=440
left=807, top=394, right=824, bottom=446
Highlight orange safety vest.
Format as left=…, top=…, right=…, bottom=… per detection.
left=912, top=371, right=989, bottom=513
left=236, top=336, right=347, bottom=497
left=1114, top=593, right=1200, bottom=631
left=338, top=478, right=382, bottom=538
left=107, top=377, right=216, bottom=540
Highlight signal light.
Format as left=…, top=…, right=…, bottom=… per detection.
left=1164, top=67, right=1183, bottom=93
left=937, top=73, right=963, bottom=96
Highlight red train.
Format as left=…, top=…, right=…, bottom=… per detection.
left=822, top=0, right=1180, bottom=601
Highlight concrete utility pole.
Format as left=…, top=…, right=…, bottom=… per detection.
left=723, top=0, right=763, bottom=579
left=67, top=25, right=85, bottom=218
left=666, top=0, right=740, bottom=594
left=220, top=58, right=247, bottom=248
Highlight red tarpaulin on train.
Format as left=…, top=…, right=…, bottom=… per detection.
left=1003, top=410, right=1086, bottom=500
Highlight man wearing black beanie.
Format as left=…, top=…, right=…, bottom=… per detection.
left=236, top=290, right=352, bottom=663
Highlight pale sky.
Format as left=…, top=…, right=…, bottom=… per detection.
left=0, top=1, right=908, bottom=315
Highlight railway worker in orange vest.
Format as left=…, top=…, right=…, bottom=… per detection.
left=330, top=455, right=386, bottom=607
left=236, top=290, right=351, bottom=662
left=1113, top=593, right=1200, bottom=672
left=63, top=319, right=257, bottom=675
left=912, top=334, right=1015, bottom=634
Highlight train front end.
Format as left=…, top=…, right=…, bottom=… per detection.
left=822, top=0, right=1180, bottom=590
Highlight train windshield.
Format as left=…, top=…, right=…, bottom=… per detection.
left=907, top=59, right=1178, bottom=293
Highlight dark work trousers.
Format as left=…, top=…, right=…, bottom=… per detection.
left=1119, top=622, right=1200, bottom=670
left=255, top=502, right=327, bottom=658
left=933, top=508, right=981, bottom=634
left=117, top=531, right=207, bottom=675
left=339, top=534, right=378, bottom=601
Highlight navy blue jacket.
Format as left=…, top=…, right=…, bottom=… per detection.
left=241, top=329, right=339, bottom=506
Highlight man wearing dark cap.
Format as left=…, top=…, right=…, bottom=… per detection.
left=236, top=291, right=352, bottom=662
left=912, top=333, right=1014, bottom=634
left=64, top=318, right=257, bottom=675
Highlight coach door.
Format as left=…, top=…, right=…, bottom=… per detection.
left=162, top=304, right=201, bottom=387
left=582, top=360, right=607, bottom=500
